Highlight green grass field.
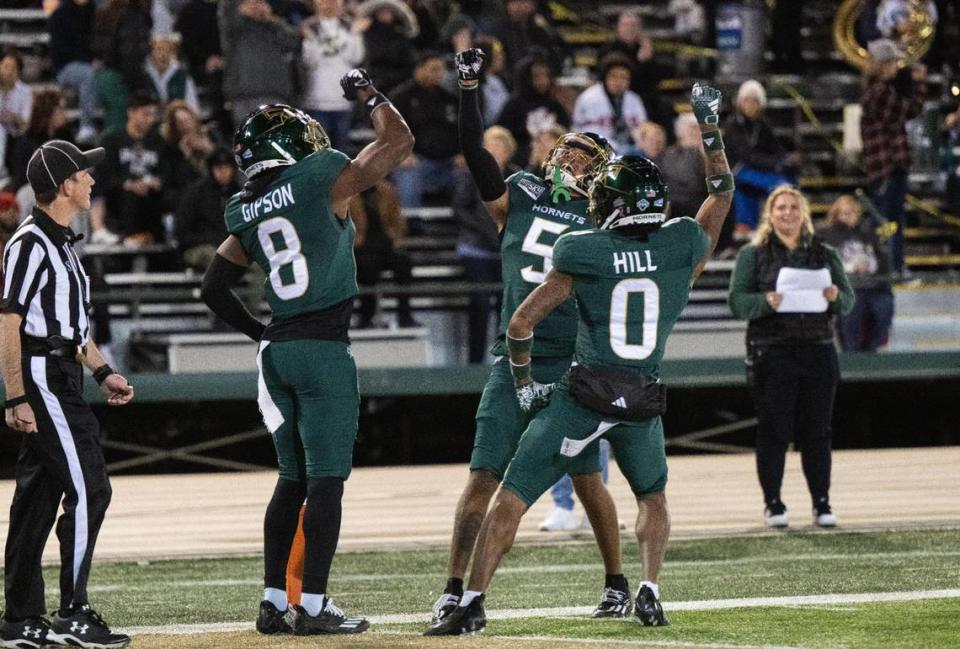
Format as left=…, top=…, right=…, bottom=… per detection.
left=21, top=527, right=960, bottom=648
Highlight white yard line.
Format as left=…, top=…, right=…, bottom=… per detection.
left=118, top=588, right=960, bottom=635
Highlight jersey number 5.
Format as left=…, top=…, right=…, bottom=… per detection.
left=609, top=278, right=660, bottom=360
left=257, top=217, right=309, bottom=300
left=520, top=217, right=570, bottom=284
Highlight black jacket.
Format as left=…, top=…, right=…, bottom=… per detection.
left=390, top=80, right=459, bottom=161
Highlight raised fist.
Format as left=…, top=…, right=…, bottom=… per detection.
left=454, top=48, right=486, bottom=85
left=691, top=82, right=722, bottom=127
left=340, top=68, right=373, bottom=101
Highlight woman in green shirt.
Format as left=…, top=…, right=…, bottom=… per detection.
left=728, top=184, right=854, bottom=530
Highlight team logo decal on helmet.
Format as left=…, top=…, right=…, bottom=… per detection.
left=233, top=104, right=331, bottom=178
left=543, top=132, right=613, bottom=202
left=588, top=155, right=670, bottom=233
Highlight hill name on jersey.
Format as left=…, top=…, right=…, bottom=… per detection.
left=240, top=183, right=296, bottom=222
left=613, top=250, right=658, bottom=274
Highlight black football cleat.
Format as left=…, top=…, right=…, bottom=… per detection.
left=47, top=605, right=130, bottom=648
left=423, top=594, right=486, bottom=636
left=430, top=592, right=461, bottom=624
left=592, top=586, right=631, bottom=618
left=634, top=585, right=669, bottom=626
left=255, top=600, right=294, bottom=634
left=291, top=598, right=369, bottom=635
left=0, top=615, right=51, bottom=649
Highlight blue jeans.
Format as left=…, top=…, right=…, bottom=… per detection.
left=307, top=109, right=352, bottom=153
left=840, top=287, right=895, bottom=351
left=391, top=156, right=455, bottom=208
left=734, top=166, right=792, bottom=229
left=57, top=62, right=98, bottom=130
left=869, top=170, right=909, bottom=272
left=550, top=439, right=611, bottom=510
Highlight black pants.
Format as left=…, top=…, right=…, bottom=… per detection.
left=355, top=245, right=413, bottom=324
left=4, top=356, right=112, bottom=619
left=461, top=255, right=501, bottom=364
left=749, top=343, right=838, bottom=507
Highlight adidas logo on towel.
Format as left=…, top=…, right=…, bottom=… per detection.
left=710, top=178, right=723, bottom=188
left=704, top=136, right=715, bottom=147
left=611, top=397, right=627, bottom=408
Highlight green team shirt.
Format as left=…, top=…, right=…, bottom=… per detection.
left=224, top=149, right=354, bottom=321
left=490, top=171, right=593, bottom=357
left=552, top=217, right=710, bottom=376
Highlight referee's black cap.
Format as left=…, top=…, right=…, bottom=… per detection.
left=27, top=140, right=105, bottom=195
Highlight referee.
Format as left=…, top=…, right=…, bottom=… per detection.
left=1, top=140, right=132, bottom=649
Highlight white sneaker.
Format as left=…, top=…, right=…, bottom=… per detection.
left=764, top=507, right=789, bottom=528
left=76, top=125, right=98, bottom=145
left=813, top=507, right=837, bottom=528
left=90, top=228, right=120, bottom=245
left=538, top=506, right=580, bottom=531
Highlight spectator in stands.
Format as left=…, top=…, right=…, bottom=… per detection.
left=945, top=103, right=960, bottom=216
left=176, top=147, right=239, bottom=271
left=92, top=0, right=153, bottom=134
left=356, top=0, right=419, bottom=96
left=390, top=51, right=460, bottom=208
left=441, top=12, right=475, bottom=56
left=0, top=192, right=17, bottom=285
left=402, top=0, right=441, bottom=53
left=572, top=53, right=647, bottom=153
left=497, top=51, right=569, bottom=167
left=728, top=185, right=854, bottom=529
left=49, top=0, right=99, bottom=145
left=4, top=90, right=72, bottom=195
left=625, top=121, right=667, bottom=161
left=219, top=0, right=302, bottom=125
left=526, top=123, right=565, bottom=173
left=0, top=49, right=33, bottom=183
left=175, top=0, right=228, bottom=137
left=669, top=0, right=707, bottom=43
left=818, top=194, right=894, bottom=352
left=144, top=34, right=200, bottom=114
left=596, top=9, right=673, bottom=132
left=453, top=125, right=519, bottom=363
left=99, top=90, right=167, bottom=245
left=724, top=79, right=799, bottom=236
left=658, top=112, right=708, bottom=220
left=860, top=38, right=927, bottom=276
left=351, top=179, right=419, bottom=328
left=491, top=0, right=566, bottom=74
left=159, top=100, right=216, bottom=216
left=301, top=0, right=366, bottom=152
left=474, top=36, right=509, bottom=126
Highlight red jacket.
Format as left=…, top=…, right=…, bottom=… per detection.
left=860, top=73, right=926, bottom=184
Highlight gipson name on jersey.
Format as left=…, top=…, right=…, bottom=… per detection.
left=241, top=183, right=296, bottom=222
left=613, top=250, right=658, bottom=274
left=531, top=203, right=587, bottom=225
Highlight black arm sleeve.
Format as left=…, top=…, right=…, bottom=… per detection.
left=201, top=254, right=266, bottom=342
left=459, top=87, right=507, bottom=202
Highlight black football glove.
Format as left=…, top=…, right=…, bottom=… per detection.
left=340, top=68, right=373, bottom=101
left=454, top=48, right=486, bottom=85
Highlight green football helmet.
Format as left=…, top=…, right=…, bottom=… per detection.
left=233, top=104, right=331, bottom=178
left=588, top=155, right=670, bottom=233
left=543, top=132, right=613, bottom=198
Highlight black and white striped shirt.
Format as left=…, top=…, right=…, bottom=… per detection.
left=0, top=206, right=90, bottom=343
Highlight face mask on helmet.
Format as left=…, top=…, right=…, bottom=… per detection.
left=588, top=155, right=669, bottom=233
left=233, top=104, right=331, bottom=178
left=543, top=132, right=612, bottom=200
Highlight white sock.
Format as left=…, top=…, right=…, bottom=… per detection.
left=640, top=581, right=660, bottom=600
left=301, top=592, right=325, bottom=617
left=460, top=590, right=483, bottom=607
left=263, top=587, right=287, bottom=611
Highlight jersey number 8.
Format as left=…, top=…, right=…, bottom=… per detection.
left=257, top=217, right=309, bottom=300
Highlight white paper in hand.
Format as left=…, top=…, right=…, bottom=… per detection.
left=775, top=267, right=832, bottom=313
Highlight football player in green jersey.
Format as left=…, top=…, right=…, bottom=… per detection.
left=427, top=83, right=734, bottom=636
left=200, top=69, right=413, bottom=636
left=427, top=48, right=628, bottom=628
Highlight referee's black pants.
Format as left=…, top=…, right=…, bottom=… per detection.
left=4, top=356, right=112, bottom=619
left=749, top=343, right=838, bottom=508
